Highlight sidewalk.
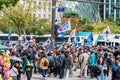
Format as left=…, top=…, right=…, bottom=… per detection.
left=21, top=73, right=42, bottom=80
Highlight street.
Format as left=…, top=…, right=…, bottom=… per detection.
left=21, top=69, right=111, bottom=80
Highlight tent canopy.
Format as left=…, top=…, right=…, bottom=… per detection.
left=0, top=45, right=8, bottom=50
left=77, top=32, right=92, bottom=36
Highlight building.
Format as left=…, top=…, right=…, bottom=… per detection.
left=63, top=0, right=100, bottom=22
left=99, top=0, right=120, bottom=20
left=20, top=0, right=61, bottom=21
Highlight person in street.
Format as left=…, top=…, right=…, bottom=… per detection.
left=58, top=50, right=65, bottom=79
left=10, top=63, right=18, bottom=80
left=63, top=52, right=72, bottom=78
left=26, top=55, right=34, bottom=80
left=40, top=53, right=49, bottom=80
left=89, top=50, right=97, bottom=78
left=14, top=61, right=23, bottom=80
left=97, top=57, right=107, bottom=80
left=112, top=56, right=120, bottom=80
left=78, top=49, right=89, bottom=78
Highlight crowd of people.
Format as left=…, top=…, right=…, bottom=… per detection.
left=0, top=42, right=120, bottom=80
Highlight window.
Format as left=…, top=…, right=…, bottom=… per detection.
left=43, top=2, right=46, bottom=11
left=48, top=15, right=51, bottom=19
left=34, top=1, right=36, bottom=8
left=39, top=2, right=41, bottom=5
left=33, top=14, right=36, bottom=17
left=44, top=14, right=46, bottom=18
left=39, top=14, right=41, bottom=18
left=48, top=3, right=51, bottom=11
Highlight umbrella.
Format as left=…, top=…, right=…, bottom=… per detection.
left=10, top=56, right=23, bottom=62
left=0, top=45, right=8, bottom=50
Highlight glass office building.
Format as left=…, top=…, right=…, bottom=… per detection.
left=63, top=0, right=100, bottom=22
left=99, top=0, right=120, bottom=20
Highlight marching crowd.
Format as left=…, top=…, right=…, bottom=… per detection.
left=1, top=43, right=120, bottom=80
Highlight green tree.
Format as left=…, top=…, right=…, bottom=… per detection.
left=0, top=0, right=19, bottom=9
left=81, top=24, right=93, bottom=32
left=26, top=19, right=51, bottom=35
left=115, top=19, right=120, bottom=26
left=2, top=0, right=40, bottom=36
left=80, top=17, right=90, bottom=25
left=63, top=12, right=79, bottom=18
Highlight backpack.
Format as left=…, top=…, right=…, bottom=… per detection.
left=44, top=60, right=49, bottom=66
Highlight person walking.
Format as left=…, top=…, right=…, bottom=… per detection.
left=26, top=56, right=34, bottom=80
left=97, top=57, right=107, bottom=80
left=10, top=63, right=18, bottom=80
left=78, top=49, right=89, bottom=78
left=40, top=54, right=49, bottom=80
left=89, top=50, right=97, bottom=78
left=112, top=56, right=120, bottom=80
left=63, top=52, right=72, bottom=78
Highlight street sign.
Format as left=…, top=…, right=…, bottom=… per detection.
left=58, top=7, right=65, bottom=12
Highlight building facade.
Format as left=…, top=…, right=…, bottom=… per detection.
left=63, top=0, right=100, bottom=22
left=99, top=0, right=120, bottom=20
left=20, top=0, right=61, bottom=21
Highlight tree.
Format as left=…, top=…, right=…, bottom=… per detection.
left=81, top=24, right=93, bottom=32
left=80, top=17, right=90, bottom=25
left=63, top=12, right=79, bottom=18
left=26, top=19, right=51, bottom=35
left=2, top=0, right=40, bottom=36
left=115, top=19, right=120, bottom=26
left=0, top=0, right=19, bottom=9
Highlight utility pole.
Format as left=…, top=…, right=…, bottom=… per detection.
left=51, top=0, right=56, bottom=48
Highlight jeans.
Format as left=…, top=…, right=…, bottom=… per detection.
left=26, top=71, right=32, bottom=80
left=59, top=67, right=64, bottom=78
left=41, top=69, right=47, bottom=78
left=97, top=71, right=107, bottom=80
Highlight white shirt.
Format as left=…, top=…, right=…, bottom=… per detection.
left=10, top=66, right=18, bottom=76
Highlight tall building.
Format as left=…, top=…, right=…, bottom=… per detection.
left=63, top=0, right=100, bottom=22
left=20, top=0, right=61, bottom=21
left=99, top=0, right=120, bottom=20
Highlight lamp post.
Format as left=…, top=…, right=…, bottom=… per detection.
left=51, top=0, right=56, bottom=48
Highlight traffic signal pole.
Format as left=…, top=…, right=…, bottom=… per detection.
left=51, top=0, right=56, bottom=48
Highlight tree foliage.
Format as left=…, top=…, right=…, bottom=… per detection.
left=81, top=24, right=93, bottom=32
left=0, top=0, right=51, bottom=35
left=1, top=0, right=39, bottom=35
left=63, top=12, right=79, bottom=18
left=0, top=0, right=19, bottom=9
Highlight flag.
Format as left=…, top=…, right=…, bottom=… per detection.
left=69, top=29, right=76, bottom=38
left=44, top=38, right=51, bottom=46
left=94, top=34, right=101, bottom=46
left=61, top=31, right=66, bottom=38
left=55, top=16, right=61, bottom=24
left=57, top=19, right=71, bottom=33
left=87, top=32, right=94, bottom=43
left=74, top=35, right=79, bottom=46
left=103, top=26, right=111, bottom=36
left=8, top=27, right=12, bottom=40
left=67, top=29, right=76, bottom=43
left=23, top=30, right=27, bottom=43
